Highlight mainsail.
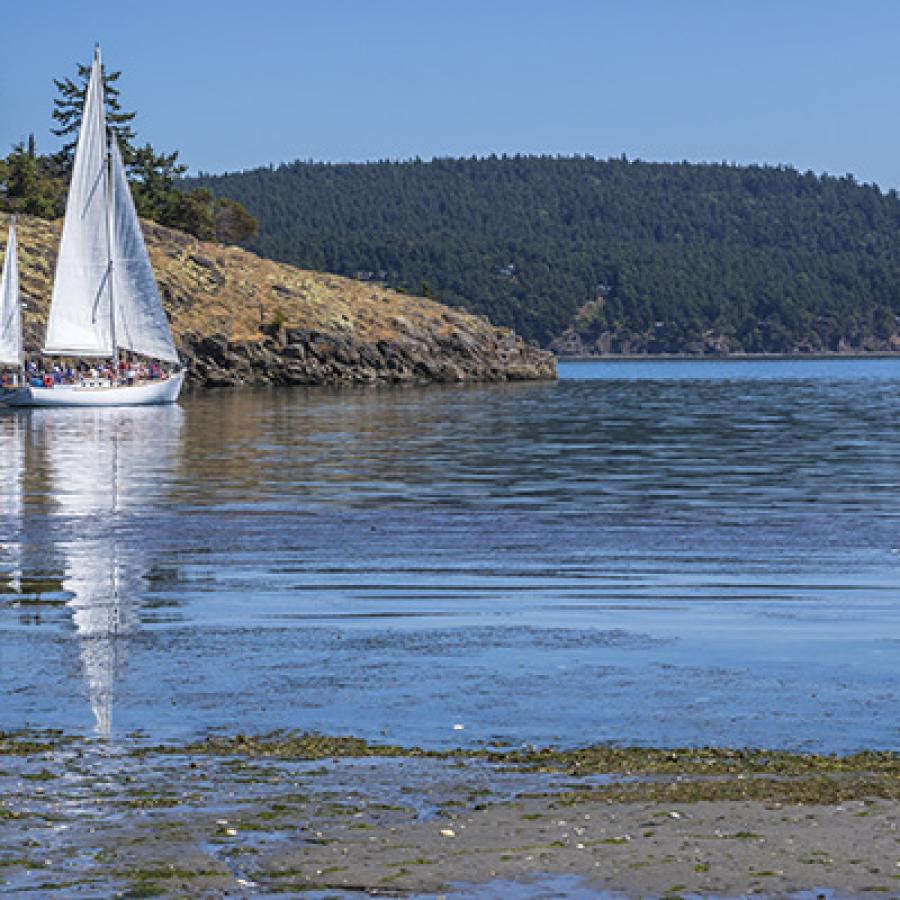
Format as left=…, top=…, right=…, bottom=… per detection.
left=43, top=48, right=113, bottom=357
left=110, top=141, right=179, bottom=363
left=0, top=217, right=22, bottom=366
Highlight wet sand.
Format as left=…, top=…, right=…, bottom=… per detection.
left=258, top=797, right=898, bottom=897
left=1, top=733, right=897, bottom=897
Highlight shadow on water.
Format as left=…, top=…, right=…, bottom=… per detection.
left=0, top=364, right=898, bottom=749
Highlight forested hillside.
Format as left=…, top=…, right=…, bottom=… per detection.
left=190, top=156, right=900, bottom=353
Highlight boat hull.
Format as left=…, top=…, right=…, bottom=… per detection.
left=4, top=372, right=184, bottom=407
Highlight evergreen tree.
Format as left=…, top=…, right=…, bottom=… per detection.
left=211, top=196, right=257, bottom=244
left=34, top=58, right=258, bottom=244
left=127, top=142, right=188, bottom=220
left=51, top=60, right=136, bottom=169
left=2, top=142, right=60, bottom=217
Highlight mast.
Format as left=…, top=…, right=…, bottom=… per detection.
left=14, top=215, right=22, bottom=375
left=106, top=132, right=117, bottom=370
left=98, top=44, right=118, bottom=370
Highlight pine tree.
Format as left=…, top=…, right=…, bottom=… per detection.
left=45, top=58, right=257, bottom=243
left=3, top=143, right=60, bottom=217
left=128, top=142, right=188, bottom=219
left=51, top=60, right=136, bottom=169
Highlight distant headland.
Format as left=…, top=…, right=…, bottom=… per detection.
left=188, top=155, right=900, bottom=356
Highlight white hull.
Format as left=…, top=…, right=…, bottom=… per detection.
left=4, top=371, right=184, bottom=407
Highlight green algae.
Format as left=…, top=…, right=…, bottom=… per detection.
left=134, top=730, right=899, bottom=775
left=151, top=731, right=434, bottom=761
left=0, top=730, right=75, bottom=756
left=123, top=794, right=181, bottom=810
left=555, top=771, right=900, bottom=805
left=3, top=728, right=897, bottom=814
left=21, top=768, right=57, bottom=782
left=493, top=744, right=900, bottom=777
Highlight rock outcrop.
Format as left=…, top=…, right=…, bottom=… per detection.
left=4, top=214, right=556, bottom=386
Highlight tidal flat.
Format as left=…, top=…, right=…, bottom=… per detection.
left=1, top=730, right=897, bottom=897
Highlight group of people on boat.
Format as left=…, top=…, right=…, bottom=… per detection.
left=1, top=359, right=173, bottom=391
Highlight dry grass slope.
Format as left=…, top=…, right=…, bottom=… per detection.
left=2, top=213, right=555, bottom=386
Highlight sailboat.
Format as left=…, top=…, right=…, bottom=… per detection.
left=8, top=47, right=183, bottom=408
left=0, top=216, right=25, bottom=398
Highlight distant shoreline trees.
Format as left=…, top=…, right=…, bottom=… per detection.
left=187, top=155, right=900, bottom=351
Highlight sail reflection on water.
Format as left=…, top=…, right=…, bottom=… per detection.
left=30, top=406, right=184, bottom=734
left=0, top=414, right=25, bottom=596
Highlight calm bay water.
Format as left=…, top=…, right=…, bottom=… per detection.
left=1, top=358, right=898, bottom=751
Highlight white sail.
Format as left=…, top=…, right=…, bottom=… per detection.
left=110, top=141, right=179, bottom=363
left=43, top=49, right=114, bottom=357
left=0, top=217, right=22, bottom=366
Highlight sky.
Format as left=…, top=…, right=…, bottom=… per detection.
left=4, top=0, right=900, bottom=187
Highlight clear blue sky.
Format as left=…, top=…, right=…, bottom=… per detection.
left=4, top=0, right=900, bottom=187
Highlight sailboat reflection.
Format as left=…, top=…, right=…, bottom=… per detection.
left=0, top=414, right=25, bottom=597
left=30, top=406, right=184, bottom=735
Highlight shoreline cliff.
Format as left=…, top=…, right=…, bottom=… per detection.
left=3, top=213, right=556, bottom=387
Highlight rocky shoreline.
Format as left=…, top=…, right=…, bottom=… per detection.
left=551, top=325, right=900, bottom=358
left=182, top=319, right=555, bottom=388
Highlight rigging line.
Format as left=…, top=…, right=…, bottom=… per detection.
left=81, top=164, right=106, bottom=221
left=1, top=306, right=19, bottom=335
left=90, top=265, right=112, bottom=325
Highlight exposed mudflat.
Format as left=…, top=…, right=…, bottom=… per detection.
left=1, top=732, right=896, bottom=897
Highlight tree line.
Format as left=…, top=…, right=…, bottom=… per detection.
left=188, top=155, right=900, bottom=351
left=1, top=60, right=257, bottom=245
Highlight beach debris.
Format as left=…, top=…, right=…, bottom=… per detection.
left=669, top=810, right=682, bottom=819
left=452, top=724, right=464, bottom=731
left=440, top=828, right=456, bottom=838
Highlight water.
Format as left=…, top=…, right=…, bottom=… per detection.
left=1, top=358, right=898, bottom=751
